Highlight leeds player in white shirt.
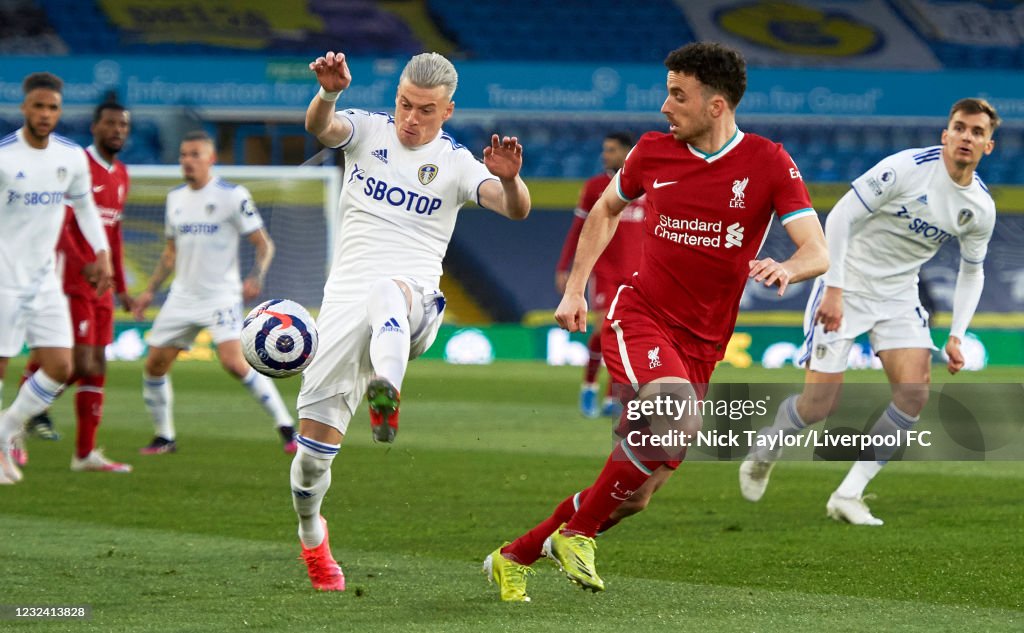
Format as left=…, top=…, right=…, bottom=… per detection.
left=0, top=72, right=113, bottom=484
left=291, top=51, right=530, bottom=591
left=740, top=98, right=1000, bottom=524
left=131, top=131, right=296, bottom=456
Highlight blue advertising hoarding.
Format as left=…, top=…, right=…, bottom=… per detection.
left=1, top=56, right=1022, bottom=120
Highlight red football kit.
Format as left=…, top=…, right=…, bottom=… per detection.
left=602, top=129, right=814, bottom=393
left=500, top=129, right=818, bottom=561
left=58, top=145, right=130, bottom=346
left=557, top=171, right=647, bottom=312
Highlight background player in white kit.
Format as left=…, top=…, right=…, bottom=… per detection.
left=291, top=50, right=530, bottom=591
left=0, top=72, right=113, bottom=484
left=740, top=98, right=999, bottom=525
left=132, top=131, right=296, bottom=455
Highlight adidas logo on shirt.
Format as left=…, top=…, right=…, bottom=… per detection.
left=371, top=148, right=389, bottom=164
left=378, top=317, right=403, bottom=335
left=15, top=171, right=25, bottom=179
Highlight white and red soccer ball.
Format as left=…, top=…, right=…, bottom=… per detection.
left=241, top=299, right=318, bottom=378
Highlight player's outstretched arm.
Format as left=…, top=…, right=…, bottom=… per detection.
left=479, top=135, right=530, bottom=220
left=243, top=229, right=275, bottom=302
left=749, top=215, right=828, bottom=297
left=555, top=183, right=627, bottom=333
left=133, top=239, right=176, bottom=320
left=305, top=51, right=354, bottom=148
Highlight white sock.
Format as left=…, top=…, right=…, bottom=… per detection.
left=367, top=279, right=410, bottom=391
left=142, top=372, right=175, bottom=440
left=241, top=369, right=293, bottom=428
left=835, top=460, right=884, bottom=498
left=1, top=370, right=64, bottom=440
left=291, top=437, right=339, bottom=548
left=835, top=402, right=918, bottom=498
left=750, top=395, right=806, bottom=461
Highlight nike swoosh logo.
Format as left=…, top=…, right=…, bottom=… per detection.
left=265, top=310, right=292, bottom=329
left=92, top=185, right=105, bottom=193
left=652, top=179, right=678, bottom=189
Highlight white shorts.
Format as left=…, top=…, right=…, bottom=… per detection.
left=297, top=279, right=446, bottom=433
left=0, top=286, right=72, bottom=356
left=799, top=278, right=935, bottom=374
left=147, top=292, right=244, bottom=349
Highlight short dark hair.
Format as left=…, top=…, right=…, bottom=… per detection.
left=604, top=132, right=634, bottom=148
left=93, top=101, right=127, bottom=123
left=664, top=42, right=746, bottom=109
left=22, top=72, right=63, bottom=95
left=181, top=130, right=214, bottom=144
left=949, top=98, right=1001, bottom=132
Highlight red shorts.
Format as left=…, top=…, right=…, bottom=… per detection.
left=602, top=286, right=717, bottom=469
left=68, top=292, right=115, bottom=347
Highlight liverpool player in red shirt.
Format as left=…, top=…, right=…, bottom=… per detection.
left=23, top=102, right=134, bottom=472
left=484, top=42, right=829, bottom=601
left=556, top=132, right=647, bottom=418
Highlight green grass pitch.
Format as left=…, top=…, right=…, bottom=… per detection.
left=2, top=359, right=1022, bottom=632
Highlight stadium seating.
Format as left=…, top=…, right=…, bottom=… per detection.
left=3, top=0, right=1020, bottom=177
left=0, top=113, right=163, bottom=164
left=35, top=0, right=420, bottom=57
left=5, top=0, right=1023, bottom=69
left=0, top=0, right=66, bottom=54
left=427, top=0, right=695, bottom=63
left=426, top=0, right=1024, bottom=70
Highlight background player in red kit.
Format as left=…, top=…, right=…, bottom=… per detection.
left=23, top=102, right=133, bottom=472
left=484, top=42, right=829, bottom=601
left=556, top=132, right=647, bottom=418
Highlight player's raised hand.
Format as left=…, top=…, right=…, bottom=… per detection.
left=945, top=336, right=965, bottom=375
left=555, top=291, right=589, bottom=333
left=748, top=257, right=792, bottom=296
left=814, top=286, right=844, bottom=333
left=483, top=135, right=523, bottom=181
left=309, top=51, right=352, bottom=92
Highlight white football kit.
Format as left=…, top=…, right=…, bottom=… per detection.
left=0, top=129, right=109, bottom=355
left=298, top=109, right=497, bottom=431
left=148, top=178, right=265, bottom=348
left=802, top=146, right=996, bottom=372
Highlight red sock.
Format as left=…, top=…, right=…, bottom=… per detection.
left=564, top=442, right=659, bottom=537
left=75, top=375, right=105, bottom=459
left=503, top=489, right=591, bottom=565
left=20, top=361, right=41, bottom=387
left=584, top=332, right=602, bottom=384
left=597, top=516, right=622, bottom=534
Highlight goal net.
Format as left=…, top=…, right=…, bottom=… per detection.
left=123, top=165, right=341, bottom=312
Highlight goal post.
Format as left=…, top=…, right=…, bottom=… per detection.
left=123, top=165, right=341, bottom=311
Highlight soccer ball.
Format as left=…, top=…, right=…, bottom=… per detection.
left=241, top=299, right=318, bottom=378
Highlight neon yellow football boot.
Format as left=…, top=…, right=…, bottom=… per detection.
left=542, top=524, right=605, bottom=592
left=483, top=543, right=535, bottom=602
